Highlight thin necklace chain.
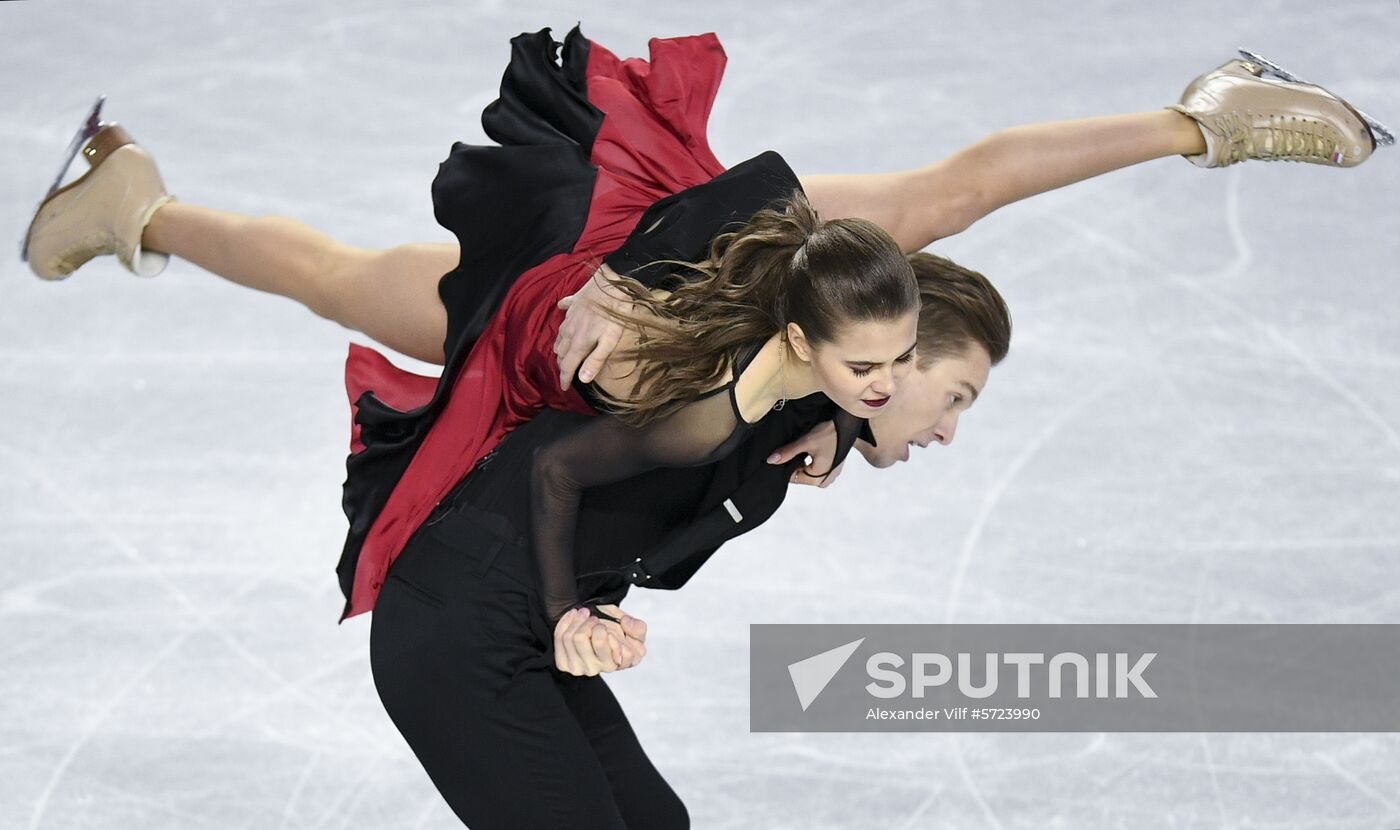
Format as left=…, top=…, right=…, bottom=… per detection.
left=774, top=334, right=787, bottom=411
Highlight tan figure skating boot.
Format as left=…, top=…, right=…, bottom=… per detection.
left=22, top=97, right=176, bottom=280
left=1169, top=50, right=1393, bottom=169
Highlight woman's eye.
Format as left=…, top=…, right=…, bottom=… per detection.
left=896, top=352, right=915, bottom=364
left=950, top=394, right=962, bottom=405
left=852, top=367, right=873, bottom=377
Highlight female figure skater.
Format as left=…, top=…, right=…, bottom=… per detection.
left=20, top=24, right=1390, bottom=829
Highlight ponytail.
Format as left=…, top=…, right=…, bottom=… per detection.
left=591, top=189, right=916, bottom=426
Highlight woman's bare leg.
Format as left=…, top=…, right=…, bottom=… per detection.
left=827, top=56, right=1378, bottom=251
left=940, top=109, right=1205, bottom=234
left=142, top=202, right=454, bottom=365
left=805, top=109, right=1206, bottom=251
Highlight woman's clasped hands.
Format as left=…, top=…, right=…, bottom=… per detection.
left=552, top=604, right=648, bottom=677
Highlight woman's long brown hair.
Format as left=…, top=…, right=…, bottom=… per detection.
left=589, top=189, right=918, bottom=426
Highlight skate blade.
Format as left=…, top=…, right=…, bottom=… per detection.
left=20, top=95, right=108, bottom=263
left=1237, top=49, right=1395, bottom=147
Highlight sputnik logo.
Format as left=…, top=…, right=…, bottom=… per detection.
left=788, top=638, right=865, bottom=711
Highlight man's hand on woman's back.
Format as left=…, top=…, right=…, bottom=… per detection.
left=555, top=266, right=632, bottom=390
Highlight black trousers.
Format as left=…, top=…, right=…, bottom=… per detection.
left=368, top=500, right=689, bottom=829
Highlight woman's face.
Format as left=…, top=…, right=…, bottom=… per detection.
left=790, top=312, right=920, bottom=417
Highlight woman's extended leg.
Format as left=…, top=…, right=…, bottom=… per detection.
left=805, top=57, right=1383, bottom=252
left=564, top=108, right=1202, bottom=383
left=804, top=109, right=1206, bottom=250
left=24, top=123, right=457, bottom=364
left=935, top=109, right=1206, bottom=235
left=143, top=203, right=454, bottom=365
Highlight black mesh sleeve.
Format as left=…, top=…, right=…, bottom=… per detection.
left=529, top=385, right=750, bottom=628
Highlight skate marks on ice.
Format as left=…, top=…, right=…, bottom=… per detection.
left=3, top=1, right=1400, bottom=828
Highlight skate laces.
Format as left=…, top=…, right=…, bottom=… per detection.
left=1214, top=111, right=1345, bottom=165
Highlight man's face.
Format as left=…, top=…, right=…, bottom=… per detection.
left=855, top=344, right=992, bottom=467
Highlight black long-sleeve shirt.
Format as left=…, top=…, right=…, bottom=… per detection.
left=529, top=336, right=870, bottom=627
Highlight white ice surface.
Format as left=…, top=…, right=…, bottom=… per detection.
left=3, top=1, right=1399, bottom=827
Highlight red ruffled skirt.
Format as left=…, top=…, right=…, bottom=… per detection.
left=336, top=26, right=729, bottom=620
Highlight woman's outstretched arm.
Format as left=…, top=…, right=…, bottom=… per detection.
left=800, top=109, right=1205, bottom=252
